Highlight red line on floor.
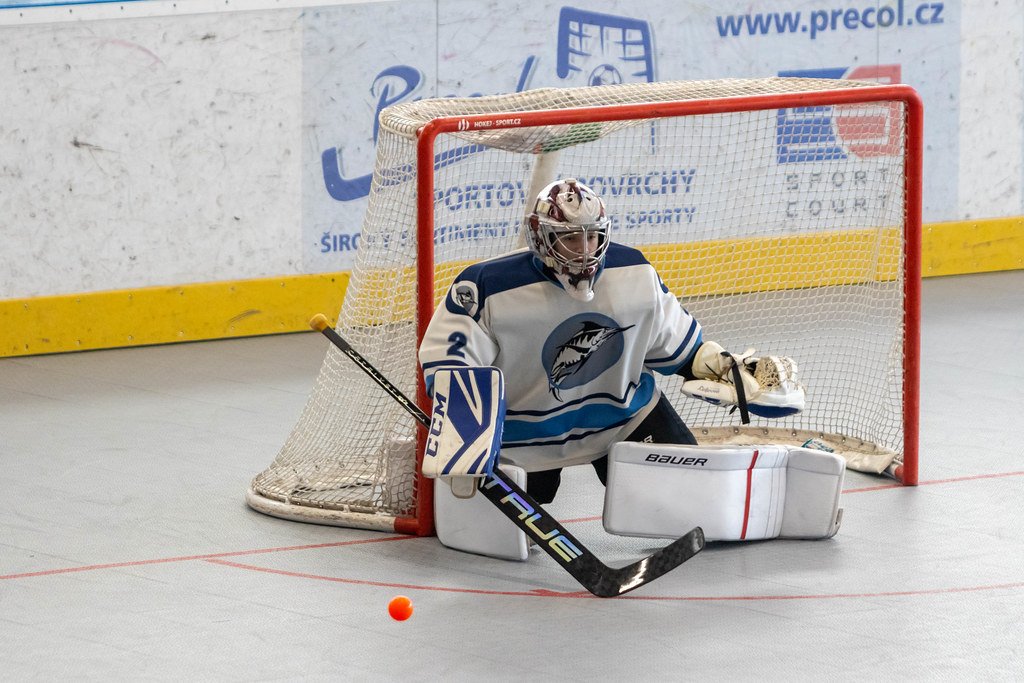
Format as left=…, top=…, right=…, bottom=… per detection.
left=4, top=469, right=1022, bottom=585
left=204, top=558, right=586, bottom=597
left=205, top=558, right=1024, bottom=602
left=844, top=469, right=1024, bottom=493
left=0, top=535, right=413, bottom=580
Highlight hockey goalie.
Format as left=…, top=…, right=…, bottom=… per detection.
left=418, top=179, right=844, bottom=560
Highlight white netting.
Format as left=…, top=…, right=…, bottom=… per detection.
left=248, top=78, right=915, bottom=531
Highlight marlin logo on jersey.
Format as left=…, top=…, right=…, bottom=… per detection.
left=542, top=314, right=634, bottom=401
left=551, top=322, right=630, bottom=385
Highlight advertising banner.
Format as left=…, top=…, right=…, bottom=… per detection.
left=302, top=0, right=958, bottom=272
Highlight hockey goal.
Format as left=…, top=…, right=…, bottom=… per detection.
left=247, top=78, right=922, bottom=535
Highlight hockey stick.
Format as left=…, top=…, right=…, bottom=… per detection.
left=310, top=314, right=704, bottom=597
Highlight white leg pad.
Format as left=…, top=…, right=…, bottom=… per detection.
left=603, top=443, right=844, bottom=541
left=434, top=464, right=529, bottom=561
left=780, top=447, right=845, bottom=539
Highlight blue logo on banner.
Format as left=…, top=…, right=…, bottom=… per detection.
left=556, top=7, right=654, bottom=85
left=321, top=6, right=655, bottom=203
left=776, top=65, right=902, bottom=164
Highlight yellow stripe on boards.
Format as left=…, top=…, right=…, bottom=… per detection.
left=430, top=228, right=903, bottom=305
left=1, top=216, right=1022, bottom=358
left=644, top=228, right=902, bottom=298
left=0, top=273, right=349, bottom=358
left=921, top=217, right=1024, bottom=276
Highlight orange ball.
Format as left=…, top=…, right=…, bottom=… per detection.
left=388, top=595, right=413, bottom=621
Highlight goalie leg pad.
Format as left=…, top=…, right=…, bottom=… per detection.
left=780, top=447, right=845, bottom=539
left=423, top=366, right=505, bottom=479
left=434, top=464, right=529, bottom=561
left=603, top=443, right=844, bottom=541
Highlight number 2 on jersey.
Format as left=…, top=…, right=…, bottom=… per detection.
left=446, top=331, right=467, bottom=358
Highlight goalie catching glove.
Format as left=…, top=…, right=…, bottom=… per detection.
left=423, top=367, right=506, bottom=497
left=681, top=341, right=805, bottom=421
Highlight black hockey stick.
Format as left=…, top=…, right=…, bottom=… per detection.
left=310, top=314, right=704, bottom=597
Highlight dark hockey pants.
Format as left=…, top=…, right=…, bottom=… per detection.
left=525, top=395, right=697, bottom=505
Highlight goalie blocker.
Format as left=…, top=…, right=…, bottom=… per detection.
left=426, top=366, right=530, bottom=559
left=604, top=443, right=845, bottom=541
left=423, top=366, right=505, bottom=498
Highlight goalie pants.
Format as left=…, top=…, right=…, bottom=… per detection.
left=525, top=395, right=697, bottom=504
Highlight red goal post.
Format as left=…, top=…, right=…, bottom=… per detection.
left=248, top=79, right=923, bottom=536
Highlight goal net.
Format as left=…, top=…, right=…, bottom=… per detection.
left=247, top=78, right=922, bottom=535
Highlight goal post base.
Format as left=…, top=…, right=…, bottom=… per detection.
left=694, top=426, right=908, bottom=482
left=245, top=486, right=415, bottom=533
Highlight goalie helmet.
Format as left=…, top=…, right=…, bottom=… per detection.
left=524, top=178, right=610, bottom=301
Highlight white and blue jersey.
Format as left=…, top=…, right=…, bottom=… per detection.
left=418, top=244, right=703, bottom=473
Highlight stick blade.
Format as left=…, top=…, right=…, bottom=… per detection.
left=588, top=527, right=705, bottom=598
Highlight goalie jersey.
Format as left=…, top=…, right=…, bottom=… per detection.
left=419, top=244, right=703, bottom=473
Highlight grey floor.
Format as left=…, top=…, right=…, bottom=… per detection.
left=2, top=270, right=1023, bottom=681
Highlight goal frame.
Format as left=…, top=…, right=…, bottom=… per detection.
left=406, top=85, right=923, bottom=536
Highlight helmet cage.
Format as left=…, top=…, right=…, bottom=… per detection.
left=524, top=178, right=610, bottom=296
left=532, top=218, right=610, bottom=284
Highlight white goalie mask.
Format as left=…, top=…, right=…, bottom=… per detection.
left=524, top=178, right=610, bottom=301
